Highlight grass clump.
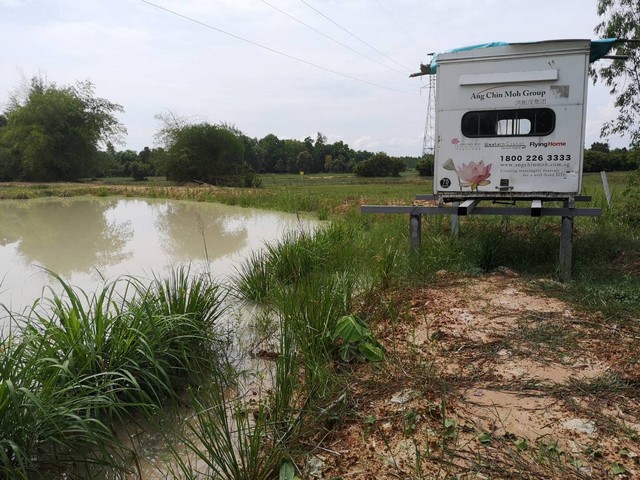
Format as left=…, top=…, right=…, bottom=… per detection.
left=234, top=221, right=369, bottom=304
left=0, top=267, right=227, bottom=478
left=168, top=374, right=285, bottom=480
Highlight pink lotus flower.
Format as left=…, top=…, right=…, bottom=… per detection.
left=456, top=161, right=492, bottom=190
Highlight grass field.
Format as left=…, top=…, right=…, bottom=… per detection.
left=0, top=170, right=638, bottom=479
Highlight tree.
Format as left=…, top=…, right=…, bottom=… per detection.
left=114, top=149, right=138, bottom=176
left=0, top=76, right=125, bottom=181
left=257, top=134, right=285, bottom=173
left=594, top=1, right=640, bottom=146
left=415, top=154, right=434, bottom=176
left=129, top=161, right=152, bottom=181
left=590, top=141, right=611, bottom=153
left=282, top=139, right=307, bottom=173
left=324, top=140, right=351, bottom=173
left=353, top=152, right=406, bottom=177
left=311, top=132, right=328, bottom=173
left=162, top=122, right=260, bottom=187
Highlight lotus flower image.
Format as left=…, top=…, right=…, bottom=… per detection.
left=441, top=158, right=493, bottom=191
left=456, top=160, right=492, bottom=190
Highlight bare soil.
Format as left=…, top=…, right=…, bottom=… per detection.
left=306, top=271, right=640, bottom=479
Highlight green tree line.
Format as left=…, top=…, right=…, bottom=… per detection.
left=1, top=75, right=638, bottom=185
left=0, top=76, right=419, bottom=184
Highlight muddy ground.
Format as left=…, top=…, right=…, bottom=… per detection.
left=305, top=271, right=639, bottom=479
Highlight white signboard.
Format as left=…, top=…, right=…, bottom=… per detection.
left=433, top=40, right=590, bottom=198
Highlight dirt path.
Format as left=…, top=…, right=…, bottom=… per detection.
left=311, top=271, right=639, bottom=479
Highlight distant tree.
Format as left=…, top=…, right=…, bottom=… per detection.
left=296, top=150, right=312, bottom=173
left=163, top=122, right=260, bottom=187
left=583, top=149, right=610, bottom=172
left=398, top=155, right=422, bottom=169
left=350, top=149, right=374, bottom=167
left=0, top=146, right=21, bottom=181
left=323, top=140, right=351, bottom=173
left=415, top=155, right=434, bottom=176
left=583, top=146, right=636, bottom=171
left=154, top=111, right=193, bottom=149
left=593, top=1, right=640, bottom=145
left=135, top=146, right=155, bottom=177
left=138, top=146, right=152, bottom=164
left=324, top=153, right=350, bottom=173
left=240, top=135, right=261, bottom=172
left=149, top=147, right=167, bottom=176
left=303, top=136, right=314, bottom=153
left=0, top=75, right=125, bottom=181
left=258, top=134, right=286, bottom=173
left=114, top=150, right=138, bottom=176
left=354, top=152, right=406, bottom=177
left=590, top=141, right=611, bottom=153
left=324, top=154, right=335, bottom=173
left=282, top=139, right=307, bottom=173
left=129, top=161, right=152, bottom=181
left=311, top=132, right=328, bottom=173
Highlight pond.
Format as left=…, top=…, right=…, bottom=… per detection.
left=0, top=196, right=315, bottom=320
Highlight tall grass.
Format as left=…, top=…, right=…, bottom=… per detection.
left=0, top=329, right=131, bottom=479
left=130, top=267, right=228, bottom=389
left=168, top=375, right=284, bottom=480
left=0, top=267, right=228, bottom=478
left=271, top=273, right=356, bottom=399
left=234, top=222, right=367, bottom=303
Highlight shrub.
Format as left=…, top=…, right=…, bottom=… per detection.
left=415, top=155, right=434, bottom=176
left=354, top=152, right=405, bottom=177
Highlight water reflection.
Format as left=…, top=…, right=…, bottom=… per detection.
left=0, top=198, right=132, bottom=276
left=0, top=197, right=314, bottom=315
left=154, top=202, right=247, bottom=261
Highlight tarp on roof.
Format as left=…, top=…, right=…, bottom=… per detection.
left=427, top=38, right=618, bottom=74
left=589, top=38, right=618, bottom=62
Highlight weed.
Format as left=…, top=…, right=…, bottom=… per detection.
left=332, top=314, right=385, bottom=363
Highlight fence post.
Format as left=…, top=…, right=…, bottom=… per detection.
left=559, top=199, right=574, bottom=282
left=410, top=213, right=422, bottom=252
left=450, top=202, right=460, bottom=238
left=600, top=171, right=612, bottom=206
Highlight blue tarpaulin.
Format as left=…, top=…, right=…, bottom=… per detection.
left=589, top=38, right=618, bottom=62
left=427, top=39, right=618, bottom=74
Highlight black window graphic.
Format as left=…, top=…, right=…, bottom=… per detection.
left=461, top=108, right=555, bottom=138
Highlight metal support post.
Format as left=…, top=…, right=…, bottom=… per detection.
left=410, top=213, right=422, bottom=252
left=559, top=199, right=574, bottom=282
left=450, top=202, right=460, bottom=238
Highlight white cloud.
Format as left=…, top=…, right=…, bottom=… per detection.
left=0, top=0, right=29, bottom=6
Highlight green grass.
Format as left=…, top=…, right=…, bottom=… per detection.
left=168, top=374, right=285, bottom=480
left=0, top=268, right=228, bottom=478
left=0, top=169, right=637, bottom=478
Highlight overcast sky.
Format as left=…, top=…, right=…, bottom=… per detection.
left=0, top=0, right=628, bottom=156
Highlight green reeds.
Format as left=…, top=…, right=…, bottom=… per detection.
left=234, top=221, right=371, bottom=304
left=0, top=267, right=227, bottom=478
left=131, top=266, right=228, bottom=388
left=168, top=376, right=284, bottom=480
left=0, top=330, right=130, bottom=479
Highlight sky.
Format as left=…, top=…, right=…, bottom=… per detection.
left=0, top=0, right=629, bottom=157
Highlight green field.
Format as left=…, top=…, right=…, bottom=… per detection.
left=0, top=171, right=638, bottom=479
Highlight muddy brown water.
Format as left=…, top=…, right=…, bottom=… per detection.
left=0, top=196, right=316, bottom=320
